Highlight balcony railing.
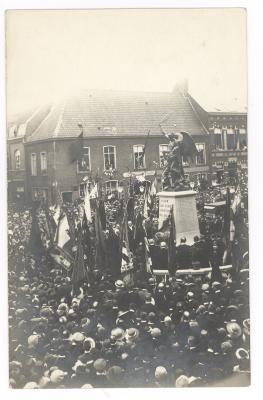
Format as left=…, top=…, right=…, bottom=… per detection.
left=212, top=149, right=247, bottom=157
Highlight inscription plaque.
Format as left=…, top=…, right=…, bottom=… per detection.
left=157, top=190, right=200, bottom=245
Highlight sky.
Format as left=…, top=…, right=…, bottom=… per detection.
left=6, top=8, right=247, bottom=117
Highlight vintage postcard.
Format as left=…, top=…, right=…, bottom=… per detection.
left=6, top=8, right=249, bottom=389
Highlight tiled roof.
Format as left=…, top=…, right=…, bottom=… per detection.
left=27, top=88, right=208, bottom=142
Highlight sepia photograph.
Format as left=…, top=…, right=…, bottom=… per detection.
left=5, top=7, right=250, bottom=390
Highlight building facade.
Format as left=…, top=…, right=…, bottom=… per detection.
left=7, top=85, right=247, bottom=204
left=208, top=112, right=247, bottom=183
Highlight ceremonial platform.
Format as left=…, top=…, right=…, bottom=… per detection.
left=157, top=190, right=200, bottom=245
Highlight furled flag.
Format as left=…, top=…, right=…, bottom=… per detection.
left=99, top=199, right=107, bottom=230
left=107, top=224, right=121, bottom=278
left=94, top=200, right=106, bottom=269
left=84, top=185, right=92, bottom=223
left=143, top=186, right=152, bottom=219
left=55, top=212, right=71, bottom=249
left=168, top=206, right=177, bottom=275
left=50, top=185, right=63, bottom=226
left=82, top=212, right=92, bottom=267
left=134, top=212, right=146, bottom=247
left=222, top=187, right=231, bottom=244
left=126, top=196, right=135, bottom=224
left=134, top=212, right=153, bottom=275
left=72, top=226, right=89, bottom=294
left=64, top=207, right=76, bottom=243
left=27, top=203, right=45, bottom=259
left=120, top=212, right=134, bottom=286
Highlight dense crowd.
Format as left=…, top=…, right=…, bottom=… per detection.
left=8, top=175, right=250, bottom=389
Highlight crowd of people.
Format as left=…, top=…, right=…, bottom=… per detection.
left=8, top=173, right=250, bottom=389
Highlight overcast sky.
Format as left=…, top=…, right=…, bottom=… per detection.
left=6, top=8, right=247, bottom=117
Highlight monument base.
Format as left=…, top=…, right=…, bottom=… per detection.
left=157, top=190, right=200, bottom=246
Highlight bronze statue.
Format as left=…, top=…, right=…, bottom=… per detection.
left=160, top=124, right=198, bottom=191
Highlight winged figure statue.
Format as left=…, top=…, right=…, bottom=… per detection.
left=159, top=124, right=198, bottom=191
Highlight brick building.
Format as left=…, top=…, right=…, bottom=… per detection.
left=7, top=85, right=246, bottom=204
left=7, top=105, right=50, bottom=205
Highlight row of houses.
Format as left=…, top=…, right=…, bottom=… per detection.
left=7, top=82, right=247, bottom=204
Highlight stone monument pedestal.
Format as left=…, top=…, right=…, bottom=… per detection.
left=157, top=190, right=200, bottom=245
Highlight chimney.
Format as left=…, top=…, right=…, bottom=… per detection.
left=173, top=79, right=189, bottom=96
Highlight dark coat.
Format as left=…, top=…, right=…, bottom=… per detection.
left=176, top=244, right=192, bottom=268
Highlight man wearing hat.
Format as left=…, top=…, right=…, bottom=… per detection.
left=176, top=237, right=192, bottom=268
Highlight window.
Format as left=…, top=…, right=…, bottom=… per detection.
left=226, top=128, right=236, bottom=150
left=159, top=144, right=169, bottom=168
left=103, top=146, right=116, bottom=170
left=31, top=153, right=37, bottom=176
left=105, top=180, right=118, bottom=195
left=133, top=145, right=145, bottom=170
left=78, top=147, right=91, bottom=172
left=214, top=128, right=223, bottom=149
left=62, top=192, right=73, bottom=203
left=195, top=143, right=206, bottom=165
left=14, top=150, right=21, bottom=170
left=239, top=129, right=247, bottom=150
left=40, top=152, right=47, bottom=174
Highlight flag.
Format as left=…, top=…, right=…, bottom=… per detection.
left=90, top=183, right=98, bottom=199
left=222, top=187, right=231, bottom=243
left=120, top=213, right=134, bottom=285
left=168, top=207, right=177, bottom=274
left=99, top=199, right=107, bottom=230
left=84, top=185, right=92, bottom=223
left=82, top=212, right=92, bottom=269
left=94, top=201, right=106, bottom=269
left=50, top=204, right=61, bottom=226
left=55, top=212, right=71, bottom=249
left=43, top=206, right=55, bottom=245
left=126, top=197, right=135, bottom=223
left=150, top=173, right=158, bottom=197
left=134, top=212, right=146, bottom=247
left=27, top=204, right=45, bottom=258
left=72, top=226, right=89, bottom=293
left=107, top=224, right=121, bottom=278
left=69, top=131, right=84, bottom=163
left=231, top=185, right=242, bottom=217
left=143, top=187, right=152, bottom=219
left=134, top=212, right=152, bottom=275
left=50, top=185, right=63, bottom=226
left=49, top=245, right=74, bottom=271
left=64, top=207, right=76, bottom=243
